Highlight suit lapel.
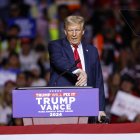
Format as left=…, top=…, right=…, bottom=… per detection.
left=62, top=38, right=75, bottom=64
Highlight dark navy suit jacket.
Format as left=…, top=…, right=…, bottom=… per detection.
left=48, top=38, right=105, bottom=111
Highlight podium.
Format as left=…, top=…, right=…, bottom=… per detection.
left=12, top=87, right=99, bottom=125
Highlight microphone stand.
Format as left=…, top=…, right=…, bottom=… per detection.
left=53, top=59, right=81, bottom=124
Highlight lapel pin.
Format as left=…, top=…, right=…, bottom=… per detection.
left=86, top=49, right=88, bottom=52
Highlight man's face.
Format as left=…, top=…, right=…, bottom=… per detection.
left=64, top=23, right=84, bottom=45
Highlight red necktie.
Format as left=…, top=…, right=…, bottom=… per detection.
left=73, top=45, right=82, bottom=69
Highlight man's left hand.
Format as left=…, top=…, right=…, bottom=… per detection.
left=98, top=111, right=106, bottom=122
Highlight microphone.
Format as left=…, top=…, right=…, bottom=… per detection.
left=54, top=59, right=80, bottom=86
left=100, top=116, right=110, bottom=124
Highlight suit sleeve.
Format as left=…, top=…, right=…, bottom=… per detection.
left=48, top=41, right=77, bottom=73
left=94, top=48, right=105, bottom=111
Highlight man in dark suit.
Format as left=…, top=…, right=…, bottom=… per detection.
left=48, top=15, right=106, bottom=122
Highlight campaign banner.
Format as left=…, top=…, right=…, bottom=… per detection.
left=0, top=69, right=16, bottom=86
left=8, top=18, right=36, bottom=38
left=12, top=88, right=99, bottom=118
left=111, top=90, right=140, bottom=121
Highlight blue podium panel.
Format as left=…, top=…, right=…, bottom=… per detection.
left=12, top=87, right=99, bottom=118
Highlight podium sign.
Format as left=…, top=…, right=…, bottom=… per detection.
left=12, top=88, right=99, bottom=118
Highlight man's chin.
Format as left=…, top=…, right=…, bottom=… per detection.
left=71, top=41, right=79, bottom=45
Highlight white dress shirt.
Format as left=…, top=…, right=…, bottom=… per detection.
left=71, top=43, right=87, bottom=86
left=71, top=43, right=86, bottom=72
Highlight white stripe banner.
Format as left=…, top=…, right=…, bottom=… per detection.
left=0, top=134, right=140, bottom=140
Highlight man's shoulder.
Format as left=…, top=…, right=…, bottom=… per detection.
left=87, top=44, right=98, bottom=52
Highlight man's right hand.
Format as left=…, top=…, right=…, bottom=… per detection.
left=75, top=69, right=87, bottom=86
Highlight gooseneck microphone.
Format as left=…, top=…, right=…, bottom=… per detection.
left=54, top=59, right=80, bottom=86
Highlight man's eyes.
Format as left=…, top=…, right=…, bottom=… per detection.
left=68, top=29, right=81, bottom=32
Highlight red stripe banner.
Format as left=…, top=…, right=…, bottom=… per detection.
left=0, top=123, right=140, bottom=134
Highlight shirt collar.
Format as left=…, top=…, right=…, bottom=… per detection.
left=71, top=42, right=82, bottom=49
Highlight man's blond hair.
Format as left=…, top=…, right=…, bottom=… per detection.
left=64, top=15, right=85, bottom=29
